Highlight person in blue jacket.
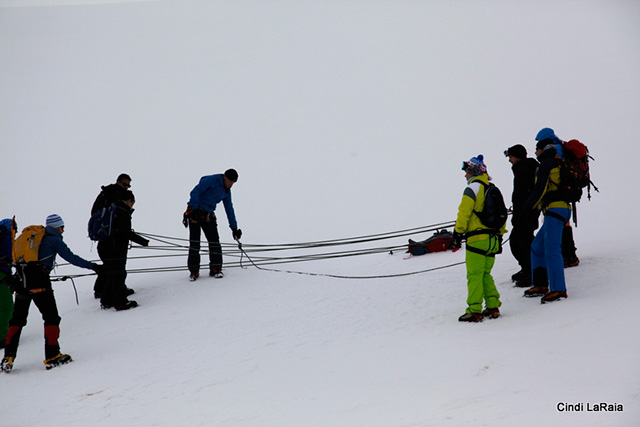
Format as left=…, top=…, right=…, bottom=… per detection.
left=1, top=214, right=101, bottom=373
left=184, top=169, right=242, bottom=281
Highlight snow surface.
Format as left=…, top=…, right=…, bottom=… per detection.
left=1, top=1, right=639, bottom=426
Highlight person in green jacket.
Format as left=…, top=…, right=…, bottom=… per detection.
left=0, top=218, right=16, bottom=349
left=449, top=155, right=507, bottom=322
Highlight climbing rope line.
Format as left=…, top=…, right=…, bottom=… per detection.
left=234, top=241, right=465, bottom=279
left=139, top=221, right=456, bottom=248
left=51, top=221, right=468, bottom=280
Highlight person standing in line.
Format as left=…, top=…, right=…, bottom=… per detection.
left=98, top=191, right=148, bottom=311
left=0, top=218, right=16, bottom=350
left=562, top=222, right=580, bottom=268
left=1, top=214, right=101, bottom=373
left=184, top=169, right=242, bottom=281
left=504, top=144, right=540, bottom=287
left=91, top=173, right=133, bottom=215
left=449, top=155, right=506, bottom=323
left=91, top=173, right=133, bottom=299
left=523, top=128, right=571, bottom=303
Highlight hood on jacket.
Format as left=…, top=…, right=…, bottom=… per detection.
left=0, top=218, right=13, bottom=234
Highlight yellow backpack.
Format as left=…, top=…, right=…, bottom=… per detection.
left=13, top=225, right=46, bottom=264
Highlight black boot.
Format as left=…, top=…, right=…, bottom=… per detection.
left=115, top=300, right=138, bottom=311
left=524, top=268, right=549, bottom=297
left=511, top=270, right=525, bottom=282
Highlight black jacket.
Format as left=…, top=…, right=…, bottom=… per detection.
left=511, top=157, right=540, bottom=228
left=97, top=202, right=148, bottom=259
left=511, top=157, right=539, bottom=211
left=91, top=184, right=130, bottom=215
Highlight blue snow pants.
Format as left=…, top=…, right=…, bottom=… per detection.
left=530, top=208, right=570, bottom=292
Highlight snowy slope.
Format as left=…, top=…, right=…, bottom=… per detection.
left=1, top=1, right=639, bottom=426
left=1, top=235, right=638, bottom=426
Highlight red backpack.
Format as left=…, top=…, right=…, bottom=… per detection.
left=562, top=139, right=598, bottom=200
left=408, top=229, right=453, bottom=256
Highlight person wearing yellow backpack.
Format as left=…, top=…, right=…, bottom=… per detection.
left=1, top=214, right=101, bottom=373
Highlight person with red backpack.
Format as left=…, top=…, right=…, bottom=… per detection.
left=556, top=137, right=597, bottom=268
left=523, top=128, right=571, bottom=303
left=562, top=222, right=580, bottom=268
left=1, top=214, right=101, bottom=373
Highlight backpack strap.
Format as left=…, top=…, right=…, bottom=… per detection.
left=465, top=229, right=500, bottom=238
left=465, top=234, right=502, bottom=257
left=471, top=181, right=489, bottom=218
left=544, top=209, right=568, bottom=223
left=465, top=245, right=496, bottom=257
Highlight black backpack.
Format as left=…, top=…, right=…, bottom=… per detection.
left=474, top=181, right=508, bottom=230
left=88, top=203, right=117, bottom=241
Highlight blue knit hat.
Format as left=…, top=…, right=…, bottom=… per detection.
left=46, top=214, right=64, bottom=228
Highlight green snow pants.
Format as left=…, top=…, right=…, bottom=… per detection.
left=0, top=272, right=14, bottom=343
left=465, top=237, right=501, bottom=314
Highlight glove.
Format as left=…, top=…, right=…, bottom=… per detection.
left=448, top=231, right=464, bottom=252
left=496, top=235, right=503, bottom=255
left=141, top=238, right=150, bottom=247
left=93, top=264, right=104, bottom=274
left=1, top=274, right=21, bottom=293
left=183, top=206, right=193, bottom=228
left=232, top=228, right=242, bottom=240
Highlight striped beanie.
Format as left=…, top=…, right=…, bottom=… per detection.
left=46, top=214, right=64, bottom=228
left=462, top=154, right=488, bottom=176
